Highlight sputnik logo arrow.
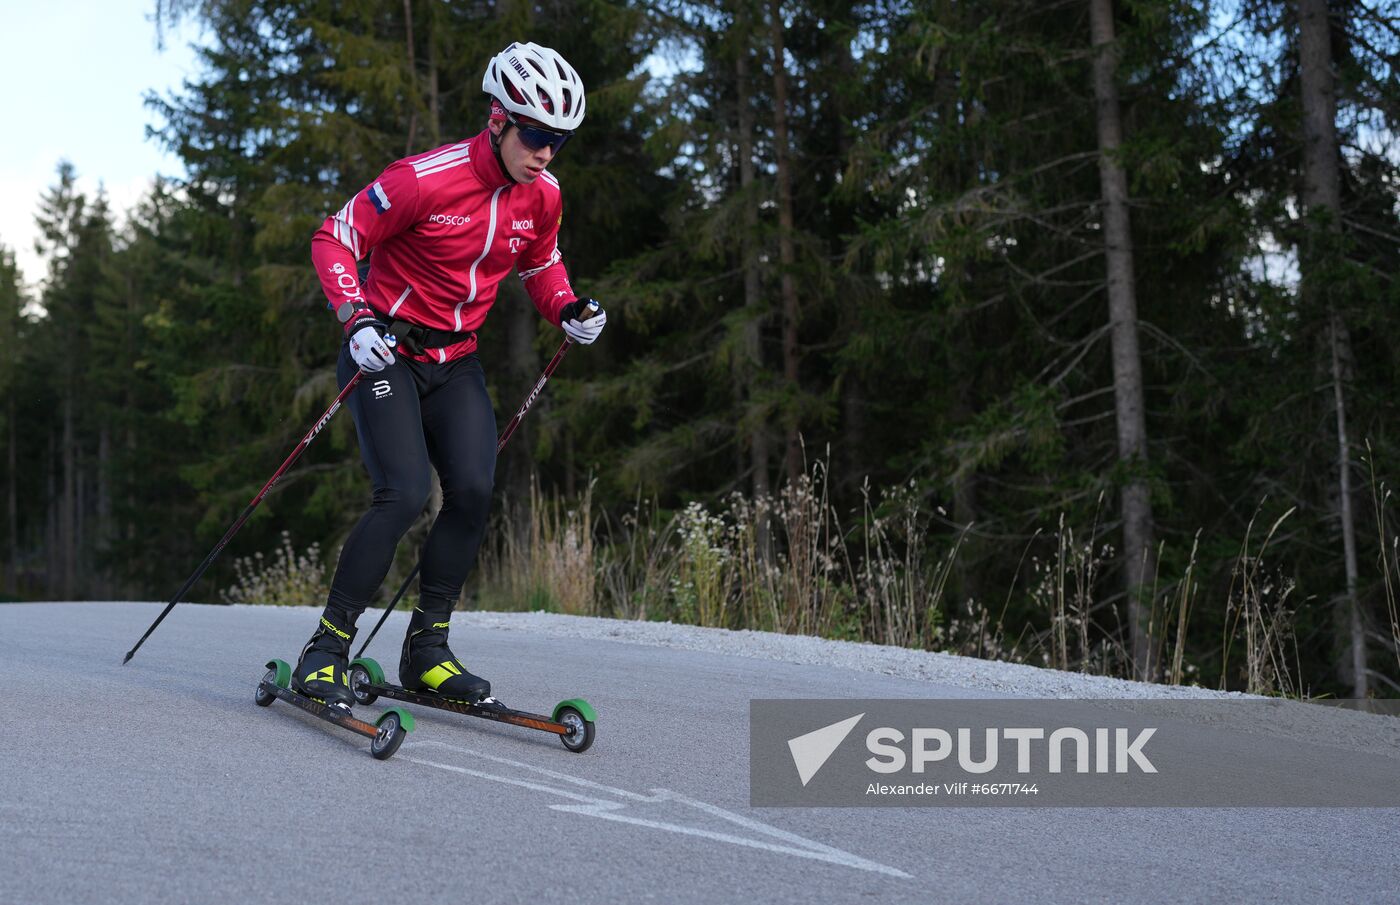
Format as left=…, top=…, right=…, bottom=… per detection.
left=788, top=713, right=864, bottom=786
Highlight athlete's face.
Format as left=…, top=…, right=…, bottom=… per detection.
left=490, top=119, right=556, bottom=184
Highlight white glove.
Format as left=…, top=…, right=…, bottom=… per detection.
left=348, top=321, right=395, bottom=372
left=560, top=299, right=606, bottom=345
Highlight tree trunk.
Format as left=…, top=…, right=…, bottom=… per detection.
left=1329, top=314, right=1364, bottom=694
left=46, top=429, right=56, bottom=597
left=735, top=20, right=771, bottom=552
left=769, top=0, right=802, bottom=487
left=426, top=6, right=440, bottom=147
left=61, top=395, right=76, bottom=599
left=126, top=425, right=137, bottom=545
left=564, top=431, right=576, bottom=499
left=498, top=279, right=539, bottom=508
left=97, top=425, right=111, bottom=598
left=403, top=0, right=419, bottom=155
left=76, top=450, right=86, bottom=598
left=831, top=28, right=864, bottom=495
left=1089, top=0, right=1156, bottom=677
left=1297, top=0, right=1366, bottom=696
left=495, top=0, right=539, bottom=510
left=6, top=397, right=15, bottom=597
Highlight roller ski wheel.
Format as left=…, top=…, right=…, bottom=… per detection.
left=349, top=659, right=382, bottom=707
left=554, top=704, right=595, bottom=753
left=351, top=657, right=597, bottom=753
left=256, top=658, right=415, bottom=759
left=254, top=660, right=289, bottom=707
left=370, top=710, right=408, bottom=760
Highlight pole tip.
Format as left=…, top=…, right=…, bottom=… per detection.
left=122, top=651, right=133, bottom=665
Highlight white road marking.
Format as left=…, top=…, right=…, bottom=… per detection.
left=546, top=800, right=912, bottom=878
left=402, top=740, right=911, bottom=879
left=404, top=756, right=611, bottom=805
left=413, top=739, right=654, bottom=800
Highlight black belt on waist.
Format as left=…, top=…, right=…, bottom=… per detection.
left=386, top=318, right=475, bottom=356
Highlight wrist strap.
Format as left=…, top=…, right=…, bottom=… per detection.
left=339, top=301, right=380, bottom=335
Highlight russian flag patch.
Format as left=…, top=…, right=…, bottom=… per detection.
left=367, top=181, right=392, bottom=214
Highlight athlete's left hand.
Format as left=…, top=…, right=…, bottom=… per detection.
left=560, top=298, right=607, bottom=345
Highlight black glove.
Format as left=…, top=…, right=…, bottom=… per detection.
left=559, top=298, right=606, bottom=344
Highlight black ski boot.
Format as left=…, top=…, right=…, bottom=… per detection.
left=399, top=608, right=491, bottom=703
left=293, top=613, right=357, bottom=709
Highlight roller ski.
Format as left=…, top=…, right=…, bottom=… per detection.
left=254, top=615, right=414, bottom=760
left=348, top=657, right=594, bottom=753
left=348, top=610, right=593, bottom=752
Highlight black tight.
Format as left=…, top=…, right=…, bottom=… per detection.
left=324, top=343, right=497, bottom=626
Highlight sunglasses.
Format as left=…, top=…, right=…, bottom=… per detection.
left=507, top=114, right=572, bottom=154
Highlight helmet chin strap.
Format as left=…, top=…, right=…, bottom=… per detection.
left=489, top=126, right=518, bottom=185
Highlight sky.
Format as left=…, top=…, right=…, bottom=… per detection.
left=0, top=4, right=677, bottom=298
left=0, top=3, right=200, bottom=290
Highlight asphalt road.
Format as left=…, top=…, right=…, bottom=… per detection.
left=1, top=602, right=1395, bottom=904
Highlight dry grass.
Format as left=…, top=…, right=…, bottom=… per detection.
left=596, top=490, right=678, bottom=621
left=859, top=478, right=966, bottom=650
left=1367, top=445, right=1400, bottom=687
left=463, top=455, right=1400, bottom=699
left=220, top=444, right=1400, bottom=701
left=1219, top=505, right=1300, bottom=696
left=480, top=457, right=971, bottom=648
left=478, top=477, right=595, bottom=615
left=221, top=531, right=325, bottom=606
left=673, top=500, right=731, bottom=627
left=1165, top=531, right=1201, bottom=687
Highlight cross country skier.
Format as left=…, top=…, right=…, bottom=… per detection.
left=292, top=41, right=606, bottom=709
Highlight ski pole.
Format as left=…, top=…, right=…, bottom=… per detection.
left=123, top=370, right=367, bottom=664
left=354, top=303, right=596, bottom=659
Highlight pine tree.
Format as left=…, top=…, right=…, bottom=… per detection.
left=0, top=243, right=24, bottom=597
left=1204, top=0, right=1400, bottom=693
left=1089, top=0, right=1156, bottom=675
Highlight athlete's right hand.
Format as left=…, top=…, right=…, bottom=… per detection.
left=559, top=298, right=606, bottom=345
left=349, top=320, right=395, bottom=372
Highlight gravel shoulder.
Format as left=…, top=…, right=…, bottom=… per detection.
left=230, top=603, right=1400, bottom=757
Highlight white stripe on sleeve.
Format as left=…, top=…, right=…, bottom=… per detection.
left=519, top=245, right=563, bottom=281
left=412, top=145, right=471, bottom=177
left=414, top=155, right=473, bottom=179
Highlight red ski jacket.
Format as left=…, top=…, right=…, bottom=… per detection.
left=311, top=129, right=578, bottom=363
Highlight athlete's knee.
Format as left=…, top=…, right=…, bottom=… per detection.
left=371, top=473, right=432, bottom=527
left=440, top=468, right=494, bottom=515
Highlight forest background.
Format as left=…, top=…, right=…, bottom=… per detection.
left=1, top=0, right=1397, bottom=699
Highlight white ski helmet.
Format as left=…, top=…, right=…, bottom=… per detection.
left=483, top=42, right=586, bottom=132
